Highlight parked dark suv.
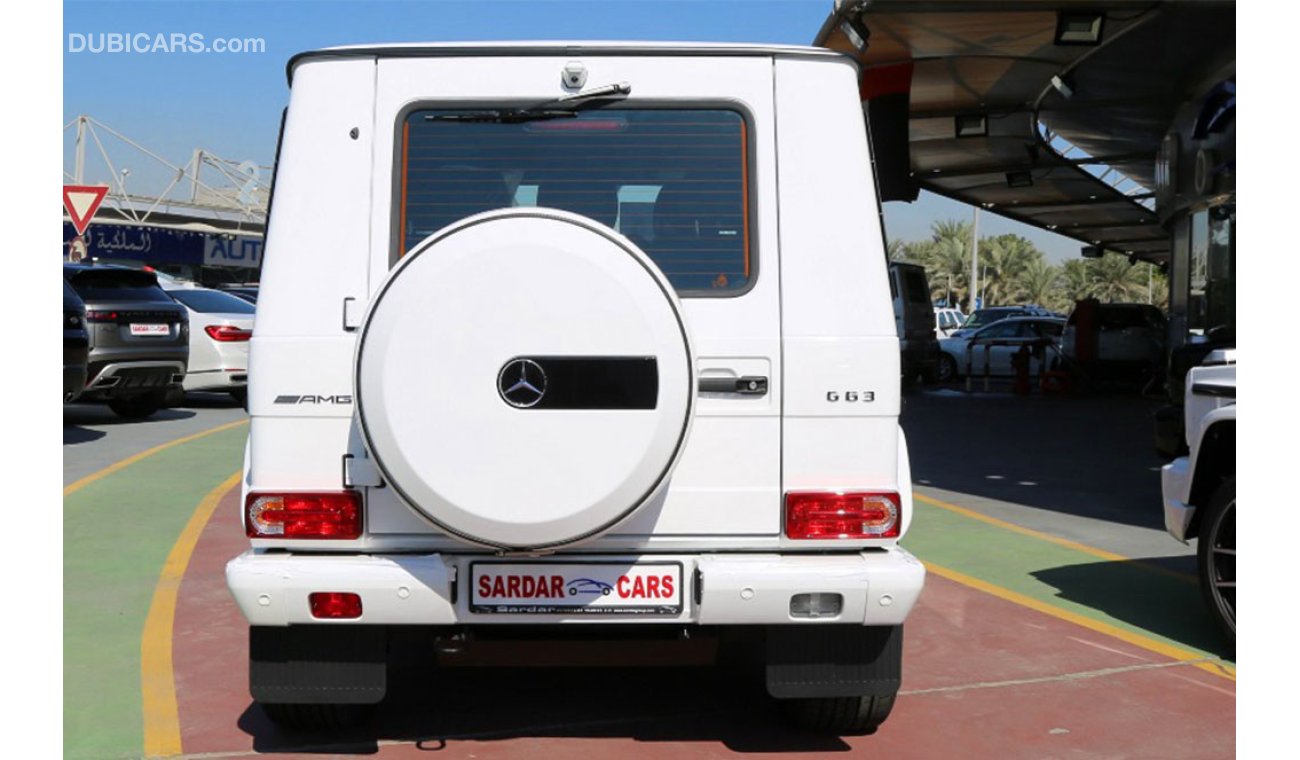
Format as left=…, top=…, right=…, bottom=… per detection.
left=63, top=264, right=189, bottom=418
left=63, top=280, right=89, bottom=401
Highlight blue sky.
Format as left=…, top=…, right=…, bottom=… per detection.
left=63, top=0, right=1081, bottom=261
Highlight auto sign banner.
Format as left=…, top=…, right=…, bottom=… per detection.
left=470, top=562, right=683, bottom=615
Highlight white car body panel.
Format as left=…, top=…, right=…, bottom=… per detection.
left=169, top=289, right=253, bottom=392
left=1162, top=359, right=1236, bottom=542
left=234, top=44, right=923, bottom=628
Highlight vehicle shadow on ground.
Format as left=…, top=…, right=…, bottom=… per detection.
left=901, top=387, right=1167, bottom=531
left=237, top=665, right=853, bottom=754
left=179, top=392, right=245, bottom=409
left=62, top=425, right=106, bottom=445
left=62, top=404, right=195, bottom=432
left=1032, top=557, right=1234, bottom=661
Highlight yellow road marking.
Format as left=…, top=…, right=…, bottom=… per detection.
left=64, top=419, right=248, bottom=497
left=914, top=490, right=1198, bottom=585
left=141, top=471, right=242, bottom=758
left=924, top=561, right=1236, bottom=682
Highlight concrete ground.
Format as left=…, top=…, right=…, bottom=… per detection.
left=63, top=387, right=1235, bottom=759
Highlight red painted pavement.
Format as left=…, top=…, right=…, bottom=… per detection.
left=174, top=493, right=1235, bottom=758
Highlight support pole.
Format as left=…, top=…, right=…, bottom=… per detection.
left=74, top=116, right=86, bottom=184
left=970, top=207, right=980, bottom=311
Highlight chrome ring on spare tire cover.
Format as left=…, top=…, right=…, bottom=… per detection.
left=354, top=208, right=695, bottom=551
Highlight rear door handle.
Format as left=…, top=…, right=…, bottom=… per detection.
left=698, top=375, right=768, bottom=396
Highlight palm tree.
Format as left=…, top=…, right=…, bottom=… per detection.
left=1090, top=253, right=1145, bottom=302
left=923, top=220, right=971, bottom=308
left=1059, top=259, right=1094, bottom=306
left=1017, top=258, right=1060, bottom=308
left=982, top=234, right=1042, bottom=306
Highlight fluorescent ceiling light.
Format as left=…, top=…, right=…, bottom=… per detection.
left=1056, top=12, right=1105, bottom=45
left=1051, top=74, right=1074, bottom=99
left=1006, top=170, right=1033, bottom=188
left=954, top=114, right=987, bottom=138
left=839, top=17, right=870, bottom=51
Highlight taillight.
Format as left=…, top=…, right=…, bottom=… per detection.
left=85, top=310, right=119, bottom=322
left=245, top=492, right=362, bottom=539
left=784, top=491, right=900, bottom=539
left=309, top=592, right=363, bottom=619
left=205, top=324, right=252, bottom=342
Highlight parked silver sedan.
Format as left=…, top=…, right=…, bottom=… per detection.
left=166, top=288, right=254, bottom=403
left=938, top=316, right=1065, bottom=382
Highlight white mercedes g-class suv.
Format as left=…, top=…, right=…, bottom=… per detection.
left=228, top=42, right=925, bottom=735
left=1162, top=349, right=1235, bottom=641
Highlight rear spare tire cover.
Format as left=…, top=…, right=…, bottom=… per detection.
left=357, top=209, right=694, bottom=550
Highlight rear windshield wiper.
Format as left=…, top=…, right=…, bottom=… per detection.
left=426, top=82, right=631, bottom=124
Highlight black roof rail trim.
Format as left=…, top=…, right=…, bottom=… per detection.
left=1191, top=383, right=1236, bottom=399
left=286, top=44, right=855, bottom=85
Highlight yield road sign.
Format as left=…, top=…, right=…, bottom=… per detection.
left=63, top=185, right=109, bottom=235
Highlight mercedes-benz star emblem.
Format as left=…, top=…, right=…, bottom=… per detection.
left=498, top=358, right=547, bottom=408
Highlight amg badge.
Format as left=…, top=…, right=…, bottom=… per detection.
left=274, top=394, right=353, bottom=405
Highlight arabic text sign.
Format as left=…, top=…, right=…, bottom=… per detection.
left=64, top=223, right=201, bottom=264
left=63, top=185, right=109, bottom=235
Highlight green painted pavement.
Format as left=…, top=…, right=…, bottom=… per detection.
left=64, top=426, right=246, bottom=760
left=903, top=492, right=1235, bottom=664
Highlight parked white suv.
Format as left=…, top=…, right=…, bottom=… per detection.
left=1162, top=349, right=1235, bottom=641
left=227, top=42, right=924, bottom=735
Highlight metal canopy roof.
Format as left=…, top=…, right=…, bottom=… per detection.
left=814, top=1, right=1236, bottom=264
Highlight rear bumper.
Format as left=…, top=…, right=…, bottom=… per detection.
left=183, top=369, right=248, bottom=392
left=1162, top=456, right=1195, bottom=543
left=227, top=548, right=926, bottom=627
left=81, top=360, right=185, bottom=399
left=64, top=364, right=88, bottom=400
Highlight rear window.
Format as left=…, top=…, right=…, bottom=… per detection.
left=168, top=289, right=256, bottom=314
left=64, top=270, right=170, bottom=302
left=1098, top=306, right=1164, bottom=330
left=902, top=269, right=929, bottom=303
left=397, top=108, right=752, bottom=294
left=964, top=309, right=1017, bottom=330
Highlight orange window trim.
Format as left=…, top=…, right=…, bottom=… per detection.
left=740, top=119, right=750, bottom=279
left=398, top=121, right=410, bottom=257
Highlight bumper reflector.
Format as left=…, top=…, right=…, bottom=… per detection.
left=246, top=492, right=362, bottom=539
left=309, top=592, right=363, bottom=619
left=784, top=491, right=900, bottom=539
left=790, top=592, right=844, bottom=618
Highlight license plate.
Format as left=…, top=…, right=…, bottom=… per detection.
left=470, top=562, right=683, bottom=615
left=130, top=324, right=169, bottom=336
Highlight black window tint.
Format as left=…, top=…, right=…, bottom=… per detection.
left=977, top=322, right=1019, bottom=339
left=67, top=272, right=170, bottom=302
left=168, top=289, right=256, bottom=314
left=399, top=109, right=751, bottom=294
left=1099, top=307, right=1149, bottom=330
left=903, top=269, right=929, bottom=302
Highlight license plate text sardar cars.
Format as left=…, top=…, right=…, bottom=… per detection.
left=470, top=562, right=683, bottom=615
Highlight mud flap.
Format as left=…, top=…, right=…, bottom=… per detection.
left=766, top=624, right=902, bottom=698
left=249, top=625, right=387, bottom=704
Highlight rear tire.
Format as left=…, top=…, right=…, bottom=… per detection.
left=107, top=392, right=165, bottom=419
left=229, top=387, right=248, bottom=409
left=783, top=694, right=896, bottom=735
left=260, top=702, right=376, bottom=731
left=937, top=353, right=958, bottom=383
left=1197, top=478, right=1235, bottom=643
